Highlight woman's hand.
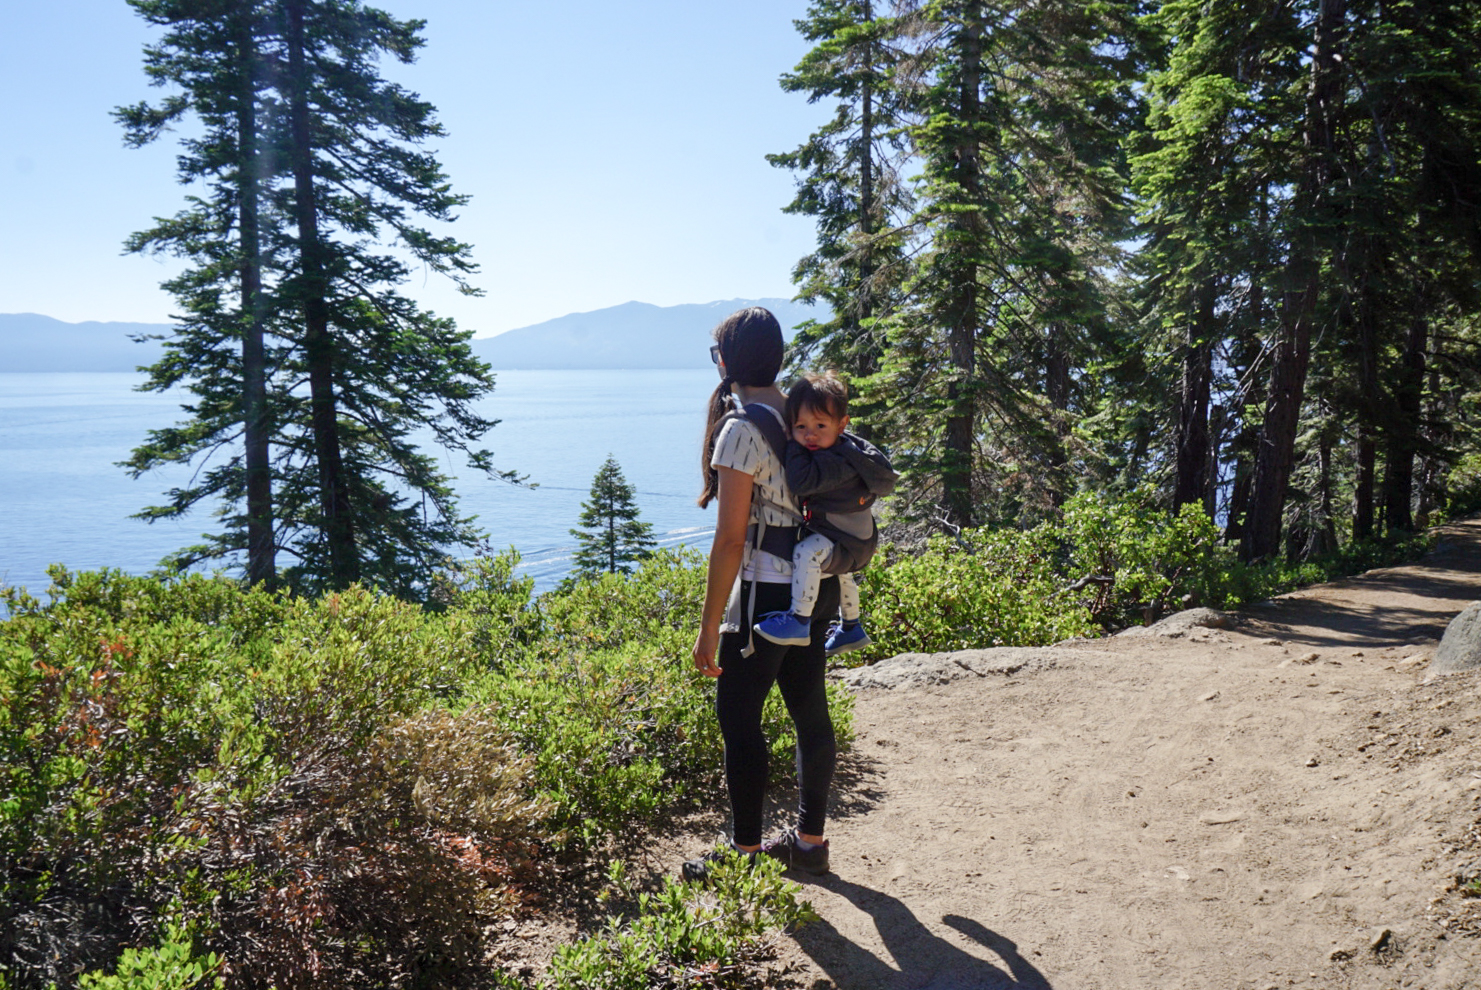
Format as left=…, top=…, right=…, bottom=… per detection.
left=692, top=625, right=722, bottom=678
left=693, top=466, right=752, bottom=680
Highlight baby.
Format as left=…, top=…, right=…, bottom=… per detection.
left=753, top=372, right=897, bottom=656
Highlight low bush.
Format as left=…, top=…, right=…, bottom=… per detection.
left=2, top=552, right=855, bottom=989
left=848, top=490, right=1436, bottom=664
left=537, top=854, right=815, bottom=990
left=1, top=573, right=547, bottom=990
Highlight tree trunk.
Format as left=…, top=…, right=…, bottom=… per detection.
left=1317, top=420, right=1337, bottom=555
left=1205, top=402, right=1224, bottom=518
left=1045, top=321, right=1071, bottom=503
left=287, top=0, right=358, bottom=586
left=941, top=7, right=983, bottom=529
left=1382, top=310, right=1426, bottom=534
left=1174, top=281, right=1215, bottom=510
left=853, top=0, right=878, bottom=443
left=237, top=13, right=274, bottom=587
left=1354, top=436, right=1376, bottom=540
left=1351, top=261, right=1378, bottom=540
left=1241, top=0, right=1345, bottom=562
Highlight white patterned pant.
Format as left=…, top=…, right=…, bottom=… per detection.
left=791, top=531, right=861, bottom=621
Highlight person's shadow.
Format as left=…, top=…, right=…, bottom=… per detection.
left=791, top=876, right=1053, bottom=990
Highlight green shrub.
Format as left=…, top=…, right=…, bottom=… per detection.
left=858, top=525, right=1096, bottom=661
left=0, top=574, right=544, bottom=990
left=77, top=925, right=222, bottom=990
left=540, top=854, right=816, bottom=990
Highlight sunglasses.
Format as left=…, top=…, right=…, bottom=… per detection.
left=709, top=344, right=722, bottom=365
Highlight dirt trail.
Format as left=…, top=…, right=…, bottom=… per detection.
left=761, top=518, right=1481, bottom=990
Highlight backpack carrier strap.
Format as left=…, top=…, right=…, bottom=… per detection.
left=719, top=402, right=805, bottom=658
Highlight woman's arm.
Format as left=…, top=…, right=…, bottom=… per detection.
left=692, top=465, right=753, bottom=677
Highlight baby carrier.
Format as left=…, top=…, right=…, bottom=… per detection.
left=722, top=403, right=892, bottom=576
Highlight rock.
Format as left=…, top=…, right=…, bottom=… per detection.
left=1369, top=927, right=1394, bottom=953
left=1427, top=601, right=1481, bottom=677
left=1197, top=811, right=1244, bottom=825
left=1328, top=947, right=1352, bottom=962
left=1118, top=607, right=1234, bottom=639
left=842, top=646, right=1094, bottom=690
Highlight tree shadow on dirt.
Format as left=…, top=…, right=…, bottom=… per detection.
left=1246, top=596, right=1459, bottom=647
left=791, top=876, right=1053, bottom=989
left=1239, top=523, right=1481, bottom=647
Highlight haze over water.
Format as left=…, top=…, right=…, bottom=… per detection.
left=0, top=370, right=720, bottom=594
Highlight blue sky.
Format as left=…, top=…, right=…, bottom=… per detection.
left=0, top=1, right=830, bottom=335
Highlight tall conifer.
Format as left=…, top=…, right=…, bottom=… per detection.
left=875, top=0, right=1142, bottom=526
left=118, top=0, right=282, bottom=585
left=769, top=0, right=914, bottom=424
left=121, top=0, right=515, bottom=597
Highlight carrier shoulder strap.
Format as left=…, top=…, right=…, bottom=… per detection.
left=739, top=402, right=788, bottom=464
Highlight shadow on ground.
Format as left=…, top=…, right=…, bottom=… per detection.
left=792, top=876, right=1053, bottom=990
left=1244, top=523, right=1481, bottom=647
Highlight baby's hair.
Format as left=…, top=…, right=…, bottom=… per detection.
left=786, top=371, right=849, bottom=425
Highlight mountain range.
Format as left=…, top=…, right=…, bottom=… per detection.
left=0, top=298, right=822, bottom=373
left=0, top=314, right=169, bottom=372
left=469, top=298, right=819, bottom=370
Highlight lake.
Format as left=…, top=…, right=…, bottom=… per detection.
left=0, top=370, right=722, bottom=594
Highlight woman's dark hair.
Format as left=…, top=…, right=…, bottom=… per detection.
left=698, top=306, right=784, bottom=507
left=784, top=371, right=849, bottom=425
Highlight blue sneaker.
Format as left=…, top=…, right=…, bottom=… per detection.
left=824, top=622, right=872, bottom=657
left=753, top=610, right=813, bottom=646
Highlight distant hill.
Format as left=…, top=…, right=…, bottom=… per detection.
left=0, top=298, right=826, bottom=373
left=0, top=313, right=169, bottom=372
left=470, top=298, right=824, bottom=370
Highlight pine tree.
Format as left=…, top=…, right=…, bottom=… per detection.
left=768, top=0, right=915, bottom=427
left=570, top=457, right=655, bottom=577
left=1128, top=0, right=1306, bottom=520
left=119, top=0, right=517, bottom=598
left=1240, top=0, right=1348, bottom=562
left=875, top=0, right=1143, bottom=527
left=116, top=0, right=283, bottom=586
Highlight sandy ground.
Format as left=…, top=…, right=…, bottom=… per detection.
left=747, top=518, right=1481, bottom=990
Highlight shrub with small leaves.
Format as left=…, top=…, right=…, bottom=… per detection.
left=77, top=926, right=222, bottom=990
left=541, top=853, right=816, bottom=990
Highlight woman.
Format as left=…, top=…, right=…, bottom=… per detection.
left=684, top=306, right=838, bottom=881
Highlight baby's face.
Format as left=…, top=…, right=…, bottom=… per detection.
left=793, top=405, right=848, bottom=451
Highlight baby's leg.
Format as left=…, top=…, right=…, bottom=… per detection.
left=838, top=572, right=861, bottom=622
left=790, top=533, right=835, bottom=618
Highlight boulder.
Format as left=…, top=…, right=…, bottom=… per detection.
left=1117, top=607, right=1234, bottom=639
left=1427, top=601, right=1481, bottom=677
left=841, top=646, right=1094, bottom=691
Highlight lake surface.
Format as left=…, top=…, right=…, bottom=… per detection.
left=0, top=370, right=721, bottom=594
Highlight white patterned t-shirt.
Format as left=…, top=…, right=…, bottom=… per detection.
left=710, top=404, right=798, bottom=583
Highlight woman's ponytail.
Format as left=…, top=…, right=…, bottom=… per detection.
left=698, top=375, right=734, bottom=508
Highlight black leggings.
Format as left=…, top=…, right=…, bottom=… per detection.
left=715, top=578, right=839, bottom=846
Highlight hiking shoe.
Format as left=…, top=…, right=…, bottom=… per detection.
left=825, top=622, right=872, bottom=657
left=761, top=829, right=830, bottom=876
left=754, top=610, right=813, bottom=647
left=681, top=842, right=756, bottom=883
